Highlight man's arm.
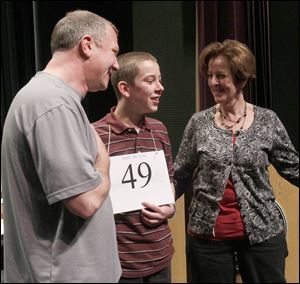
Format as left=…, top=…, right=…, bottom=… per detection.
left=63, top=126, right=111, bottom=219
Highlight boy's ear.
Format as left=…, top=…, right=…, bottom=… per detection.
left=118, top=81, right=130, bottom=98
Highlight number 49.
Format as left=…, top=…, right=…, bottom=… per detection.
left=122, top=162, right=152, bottom=189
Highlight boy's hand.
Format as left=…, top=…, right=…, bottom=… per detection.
left=140, top=202, right=176, bottom=227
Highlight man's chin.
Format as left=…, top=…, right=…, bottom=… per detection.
left=96, top=82, right=108, bottom=92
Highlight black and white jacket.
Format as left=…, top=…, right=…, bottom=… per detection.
left=174, top=105, right=299, bottom=244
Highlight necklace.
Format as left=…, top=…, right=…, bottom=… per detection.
left=219, top=102, right=247, bottom=131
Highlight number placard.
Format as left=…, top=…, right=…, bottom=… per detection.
left=109, top=150, right=174, bottom=214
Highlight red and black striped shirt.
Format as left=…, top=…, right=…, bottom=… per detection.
left=93, top=107, right=174, bottom=278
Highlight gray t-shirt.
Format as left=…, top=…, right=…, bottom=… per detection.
left=1, top=72, right=121, bottom=282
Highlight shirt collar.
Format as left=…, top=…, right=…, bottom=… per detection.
left=106, top=107, right=154, bottom=134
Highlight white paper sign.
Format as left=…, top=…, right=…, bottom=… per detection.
left=109, top=150, right=174, bottom=214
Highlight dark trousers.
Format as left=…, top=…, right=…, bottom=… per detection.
left=119, top=266, right=171, bottom=283
left=186, top=232, right=288, bottom=283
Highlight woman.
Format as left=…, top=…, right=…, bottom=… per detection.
left=174, top=39, right=299, bottom=283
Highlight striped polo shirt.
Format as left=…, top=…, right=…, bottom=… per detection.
left=93, top=107, right=174, bottom=278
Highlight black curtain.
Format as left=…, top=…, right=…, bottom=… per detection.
left=1, top=1, right=36, bottom=136
left=1, top=1, right=133, bottom=140
left=247, top=1, right=272, bottom=108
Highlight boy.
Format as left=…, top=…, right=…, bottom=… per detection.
left=93, top=52, right=176, bottom=283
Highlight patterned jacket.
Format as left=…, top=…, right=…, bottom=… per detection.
left=174, top=105, right=299, bottom=244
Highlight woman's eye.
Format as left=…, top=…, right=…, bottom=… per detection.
left=217, top=73, right=227, bottom=79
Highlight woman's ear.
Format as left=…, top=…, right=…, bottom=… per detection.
left=241, top=79, right=248, bottom=90
left=236, top=79, right=248, bottom=93
left=118, top=81, right=130, bottom=98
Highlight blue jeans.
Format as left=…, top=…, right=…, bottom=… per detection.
left=119, top=266, right=171, bottom=283
left=186, top=232, right=288, bottom=283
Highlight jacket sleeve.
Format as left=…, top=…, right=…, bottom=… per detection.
left=174, top=114, right=199, bottom=199
left=269, top=112, right=299, bottom=187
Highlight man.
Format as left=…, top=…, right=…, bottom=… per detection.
left=1, top=10, right=121, bottom=282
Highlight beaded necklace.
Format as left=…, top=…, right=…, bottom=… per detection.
left=219, top=102, right=247, bottom=131
left=219, top=102, right=247, bottom=144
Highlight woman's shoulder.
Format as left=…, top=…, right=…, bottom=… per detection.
left=253, top=104, right=278, bottom=120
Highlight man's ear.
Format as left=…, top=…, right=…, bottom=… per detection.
left=79, top=35, right=94, bottom=59
left=118, top=81, right=130, bottom=98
